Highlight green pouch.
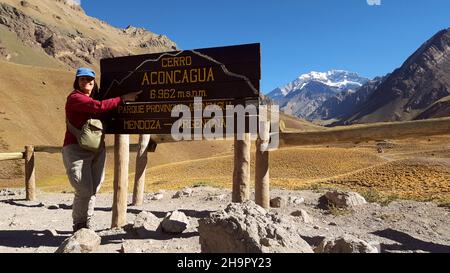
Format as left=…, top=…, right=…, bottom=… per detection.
left=67, top=119, right=104, bottom=153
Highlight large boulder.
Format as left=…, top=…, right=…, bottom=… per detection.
left=55, top=228, right=101, bottom=253
left=133, top=211, right=161, bottom=238
left=323, top=190, right=367, bottom=208
left=161, top=211, right=189, bottom=233
left=315, top=235, right=379, bottom=253
left=198, top=201, right=313, bottom=253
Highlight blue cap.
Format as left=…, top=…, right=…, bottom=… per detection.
left=76, top=67, right=96, bottom=78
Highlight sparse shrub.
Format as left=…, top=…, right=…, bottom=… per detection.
left=192, top=181, right=211, bottom=187
left=380, top=194, right=399, bottom=206
left=361, top=189, right=381, bottom=203
left=326, top=203, right=353, bottom=216
left=298, top=183, right=325, bottom=192
left=153, top=180, right=168, bottom=185
left=438, top=199, right=450, bottom=209
left=360, top=189, right=399, bottom=206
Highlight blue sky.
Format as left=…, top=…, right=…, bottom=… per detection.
left=81, top=0, right=450, bottom=93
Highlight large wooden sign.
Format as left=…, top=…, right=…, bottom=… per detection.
left=99, top=43, right=261, bottom=134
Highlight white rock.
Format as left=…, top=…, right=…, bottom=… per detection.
left=133, top=211, right=161, bottom=238
left=205, top=194, right=226, bottom=201
left=55, top=229, right=101, bottom=253
left=290, top=209, right=314, bottom=224
left=198, top=201, right=313, bottom=253
left=323, top=190, right=367, bottom=208
left=151, top=193, right=164, bottom=200
left=161, top=211, right=189, bottom=233
left=288, top=196, right=305, bottom=205
left=172, top=188, right=193, bottom=198
left=315, top=235, right=379, bottom=253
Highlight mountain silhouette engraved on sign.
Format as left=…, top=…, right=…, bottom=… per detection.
left=100, top=49, right=259, bottom=100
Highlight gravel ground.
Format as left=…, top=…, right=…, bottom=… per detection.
left=0, top=186, right=449, bottom=253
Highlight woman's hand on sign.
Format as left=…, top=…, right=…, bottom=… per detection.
left=121, top=90, right=142, bottom=102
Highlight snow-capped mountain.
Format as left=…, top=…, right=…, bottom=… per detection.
left=267, top=70, right=369, bottom=120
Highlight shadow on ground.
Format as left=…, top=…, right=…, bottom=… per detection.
left=0, top=230, right=69, bottom=249
left=372, top=228, right=450, bottom=253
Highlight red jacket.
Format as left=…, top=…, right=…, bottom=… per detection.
left=63, top=90, right=122, bottom=147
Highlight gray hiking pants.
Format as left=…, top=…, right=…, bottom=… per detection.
left=62, top=144, right=106, bottom=226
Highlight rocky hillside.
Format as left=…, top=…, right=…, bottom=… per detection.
left=313, top=76, right=385, bottom=122
left=0, top=0, right=177, bottom=70
left=337, top=28, right=450, bottom=125
left=414, top=95, right=450, bottom=120
left=267, top=70, right=369, bottom=120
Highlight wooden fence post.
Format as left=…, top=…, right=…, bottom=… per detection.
left=24, top=145, right=36, bottom=201
left=132, top=134, right=150, bottom=206
left=232, top=133, right=251, bottom=202
left=112, top=134, right=129, bottom=228
left=255, top=121, right=270, bottom=209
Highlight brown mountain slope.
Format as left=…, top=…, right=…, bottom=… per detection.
left=414, top=95, right=450, bottom=120
left=338, top=28, right=450, bottom=125
left=0, top=60, right=72, bottom=149
left=0, top=0, right=177, bottom=70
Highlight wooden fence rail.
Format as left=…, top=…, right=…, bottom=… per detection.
left=0, top=117, right=449, bottom=222
left=0, top=153, right=24, bottom=161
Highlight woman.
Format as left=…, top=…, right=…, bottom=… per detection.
left=62, top=67, right=140, bottom=232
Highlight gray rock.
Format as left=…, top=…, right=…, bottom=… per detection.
left=97, top=227, right=127, bottom=237
left=368, top=241, right=382, bottom=253
left=133, top=211, right=161, bottom=238
left=315, top=235, right=379, bottom=253
left=58, top=203, right=72, bottom=210
left=198, top=201, right=313, bottom=253
left=150, top=193, right=164, bottom=200
left=161, top=211, right=189, bottom=233
left=44, top=229, right=59, bottom=237
left=120, top=241, right=142, bottom=253
left=205, top=194, right=226, bottom=201
left=288, top=196, right=305, bottom=205
left=55, top=228, right=101, bottom=253
left=323, top=190, right=367, bottom=208
left=47, top=204, right=59, bottom=210
left=290, top=209, right=314, bottom=224
left=0, top=189, right=15, bottom=196
left=172, top=188, right=193, bottom=198
left=270, top=197, right=287, bottom=208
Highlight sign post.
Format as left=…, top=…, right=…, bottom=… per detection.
left=99, top=43, right=260, bottom=136
left=99, top=43, right=261, bottom=226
